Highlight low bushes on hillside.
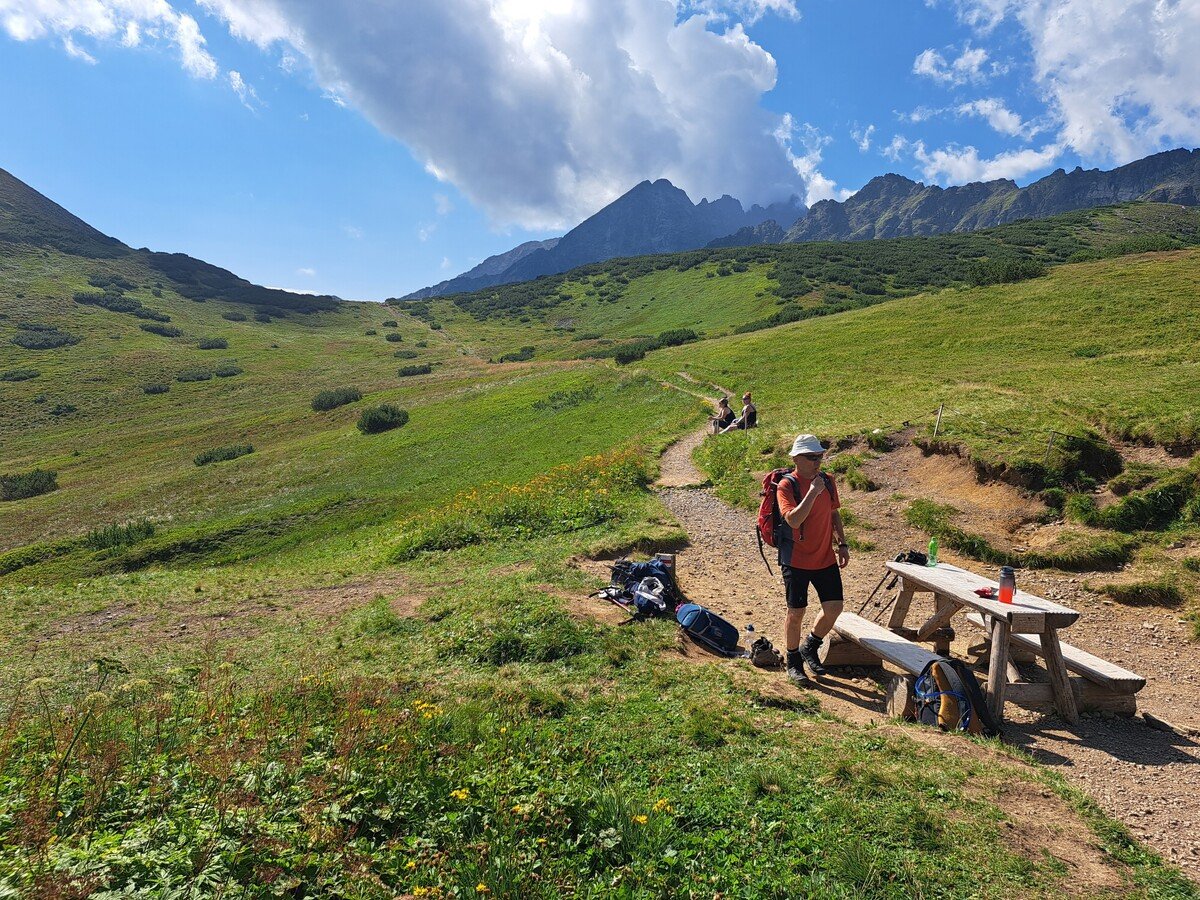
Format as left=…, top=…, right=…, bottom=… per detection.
left=496, top=345, right=535, bottom=363
left=582, top=328, right=701, bottom=365
left=198, top=337, right=228, bottom=350
left=394, top=349, right=419, bottom=359
left=382, top=319, right=398, bottom=327
left=214, top=364, right=243, bottom=378
left=385, top=332, right=403, bottom=343
left=398, top=364, right=432, bottom=378
left=222, top=311, right=247, bottom=321
left=49, top=403, right=76, bottom=417
left=312, top=387, right=362, bottom=412
left=176, top=369, right=213, bottom=382
left=390, top=450, right=647, bottom=560
left=140, top=323, right=183, bottom=338
left=194, top=443, right=254, bottom=466
left=73, top=290, right=170, bottom=322
left=968, top=256, right=1047, bottom=286
left=357, top=404, right=409, bottom=434
left=83, top=519, right=156, bottom=551
left=143, top=382, right=170, bottom=395
left=1, top=368, right=39, bottom=382
left=1, top=469, right=58, bottom=501
left=11, top=325, right=81, bottom=350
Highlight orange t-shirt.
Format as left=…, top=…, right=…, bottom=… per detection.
left=776, top=471, right=840, bottom=569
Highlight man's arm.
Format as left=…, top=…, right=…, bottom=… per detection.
left=782, top=476, right=825, bottom=528
left=832, top=509, right=850, bottom=568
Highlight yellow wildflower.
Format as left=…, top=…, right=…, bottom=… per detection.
left=653, top=798, right=674, bottom=814
left=631, top=814, right=648, bottom=825
left=499, top=726, right=507, bottom=734
left=476, top=884, right=490, bottom=895
left=511, top=804, right=523, bottom=814
left=405, top=860, right=417, bottom=870
left=450, top=788, right=470, bottom=801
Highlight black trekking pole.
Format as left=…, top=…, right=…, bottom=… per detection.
left=855, top=567, right=896, bottom=616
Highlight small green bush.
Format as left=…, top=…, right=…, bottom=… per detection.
left=1, top=469, right=58, bottom=501
left=176, top=369, right=213, bottom=382
left=198, top=338, right=228, bottom=350
left=496, top=346, right=535, bottom=363
left=365, top=329, right=377, bottom=336
left=415, top=341, right=428, bottom=348
left=143, top=382, right=170, bottom=395
left=394, top=349, right=419, bottom=359
left=12, top=326, right=81, bottom=349
left=194, top=443, right=254, bottom=466
left=382, top=320, right=398, bottom=328
left=83, top=519, right=156, bottom=551
left=254, top=311, right=272, bottom=323
left=49, top=403, right=76, bottom=416
left=222, top=311, right=247, bottom=322
left=312, top=387, right=362, bottom=412
left=385, top=332, right=403, bottom=343
left=0, top=369, right=39, bottom=382
left=398, top=364, right=432, bottom=377
left=214, top=364, right=243, bottom=378
left=140, top=323, right=182, bottom=338
left=357, top=404, right=409, bottom=434
left=865, top=432, right=891, bottom=453
left=1041, top=488, right=1066, bottom=511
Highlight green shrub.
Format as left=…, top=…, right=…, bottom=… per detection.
left=1, top=368, right=39, bottom=382
left=1183, top=557, right=1200, bottom=574
left=49, top=403, right=76, bottom=416
left=496, top=346, right=535, bottom=363
left=254, top=311, right=272, bottom=323
left=415, top=340, right=428, bottom=348
left=143, top=382, right=170, bottom=395
left=140, top=323, right=182, bottom=338
left=214, top=364, right=243, bottom=378
left=382, top=320, right=398, bottom=328
left=11, top=326, right=81, bottom=349
left=194, top=443, right=254, bottom=466
left=222, top=311, right=247, bottom=322
left=1, top=469, right=58, bottom=501
left=311, top=387, right=362, bottom=412
left=83, top=519, right=156, bottom=551
left=198, top=337, right=228, bottom=350
left=1064, top=494, right=1099, bottom=525
left=533, top=385, right=597, bottom=412
left=614, top=347, right=645, bottom=365
left=176, top=369, right=212, bottom=382
left=385, top=332, right=403, bottom=343
left=357, top=404, right=409, bottom=434
left=845, top=469, right=878, bottom=492
left=1041, top=488, right=1066, bottom=511
left=865, top=432, right=891, bottom=452
left=394, top=349, right=419, bottom=359
left=398, top=364, right=432, bottom=377
left=365, top=329, right=377, bottom=336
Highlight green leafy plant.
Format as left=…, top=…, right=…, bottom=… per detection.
left=175, top=369, right=213, bottom=382
left=398, top=364, right=432, bottom=378
left=12, top=325, right=81, bottom=349
left=139, top=323, right=183, bottom=338
left=83, top=519, right=156, bottom=551
left=357, top=404, right=409, bottom=434
left=214, top=364, right=243, bottom=378
left=385, top=332, right=403, bottom=343
left=1, top=368, right=40, bottom=382
left=1, top=469, right=58, bottom=501
left=142, top=382, right=170, bottom=395
left=197, top=337, right=228, bottom=350
left=312, top=387, right=363, bottom=412
left=194, top=443, right=254, bottom=466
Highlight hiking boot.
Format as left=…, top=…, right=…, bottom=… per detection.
left=786, top=650, right=810, bottom=687
left=800, top=633, right=827, bottom=677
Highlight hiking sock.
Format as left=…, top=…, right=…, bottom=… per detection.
left=786, top=649, right=810, bottom=686
left=799, top=633, right=827, bottom=676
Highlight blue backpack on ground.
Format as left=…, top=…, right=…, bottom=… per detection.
left=594, top=558, right=682, bottom=617
left=676, top=603, right=740, bottom=657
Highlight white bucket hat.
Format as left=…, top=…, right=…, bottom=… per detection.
left=789, top=433, right=825, bottom=457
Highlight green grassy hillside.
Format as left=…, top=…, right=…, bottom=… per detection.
left=4, top=204, right=1200, bottom=896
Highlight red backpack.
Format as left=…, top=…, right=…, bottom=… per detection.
left=756, top=468, right=797, bottom=575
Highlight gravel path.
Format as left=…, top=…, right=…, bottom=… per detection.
left=654, top=425, right=1200, bottom=880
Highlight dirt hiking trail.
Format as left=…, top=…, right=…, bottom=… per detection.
left=645, top=420, right=1200, bottom=880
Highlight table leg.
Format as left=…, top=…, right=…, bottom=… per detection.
left=1040, top=628, right=1081, bottom=726
left=986, top=617, right=1011, bottom=724
left=888, top=580, right=916, bottom=630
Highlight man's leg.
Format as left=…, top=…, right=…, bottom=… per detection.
left=782, top=567, right=811, bottom=685
left=811, top=600, right=844, bottom=638
left=785, top=606, right=806, bottom=652
left=799, top=566, right=845, bottom=676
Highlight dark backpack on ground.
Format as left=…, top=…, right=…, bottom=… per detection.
left=676, top=603, right=740, bottom=657
left=597, top=558, right=682, bottom=616
left=914, top=657, right=1000, bottom=737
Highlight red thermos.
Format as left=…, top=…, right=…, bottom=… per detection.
left=998, top=566, right=1016, bottom=604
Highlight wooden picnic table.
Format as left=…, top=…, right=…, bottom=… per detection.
left=884, top=561, right=1082, bottom=724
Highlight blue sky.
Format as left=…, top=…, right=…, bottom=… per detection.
left=2, top=1, right=1198, bottom=299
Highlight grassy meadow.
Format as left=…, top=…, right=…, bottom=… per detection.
left=3, top=205, right=1200, bottom=896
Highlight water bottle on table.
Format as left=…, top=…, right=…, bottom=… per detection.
left=998, top=566, right=1016, bottom=604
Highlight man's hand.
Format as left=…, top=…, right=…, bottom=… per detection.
left=809, top=474, right=828, bottom=497
left=837, top=544, right=850, bottom=568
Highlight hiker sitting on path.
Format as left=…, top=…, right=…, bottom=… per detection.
left=775, top=433, right=850, bottom=686
left=720, top=392, right=757, bottom=433
left=709, top=397, right=735, bottom=433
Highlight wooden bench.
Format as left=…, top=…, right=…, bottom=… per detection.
left=965, top=612, right=1144, bottom=716
left=830, top=612, right=943, bottom=718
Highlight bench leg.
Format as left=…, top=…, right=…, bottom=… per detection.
left=887, top=583, right=916, bottom=630
left=986, top=618, right=1011, bottom=724
left=1040, top=629, right=1081, bottom=725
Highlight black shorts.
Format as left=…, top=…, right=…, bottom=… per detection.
left=782, top=564, right=844, bottom=609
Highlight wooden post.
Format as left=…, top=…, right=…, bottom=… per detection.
left=886, top=675, right=916, bottom=719
left=986, top=617, right=1011, bottom=724
left=1040, top=628, right=1081, bottom=725
left=888, top=581, right=916, bottom=630
left=933, top=404, right=944, bottom=437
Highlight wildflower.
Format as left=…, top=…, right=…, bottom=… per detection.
left=499, top=726, right=507, bottom=734
left=450, top=788, right=470, bottom=801
left=476, top=884, right=490, bottom=895
left=536, top=837, right=547, bottom=845
left=653, top=798, right=674, bottom=814
left=405, top=859, right=417, bottom=870
left=632, top=814, right=648, bottom=825
left=511, top=804, right=522, bottom=814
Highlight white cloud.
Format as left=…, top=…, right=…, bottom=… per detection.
left=440, top=256, right=453, bottom=271
left=913, top=44, right=989, bottom=85
left=774, top=114, right=850, bottom=206
left=0, top=0, right=218, bottom=78
left=851, top=123, right=875, bottom=152
left=196, top=0, right=809, bottom=228
left=418, top=223, right=437, bottom=242
left=228, top=70, right=261, bottom=111
left=678, top=0, right=800, bottom=24
left=898, top=105, right=942, bottom=124
left=882, top=134, right=909, bottom=162
left=912, top=140, right=1062, bottom=184
left=956, top=97, right=1023, bottom=136
left=341, top=224, right=364, bottom=239
left=296, top=266, right=316, bottom=276
left=433, top=193, right=454, bottom=216
left=948, top=0, right=1200, bottom=164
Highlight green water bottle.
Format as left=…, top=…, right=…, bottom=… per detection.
left=927, top=537, right=939, bottom=567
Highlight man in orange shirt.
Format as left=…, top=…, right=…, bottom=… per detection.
left=775, top=434, right=850, bottom=685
